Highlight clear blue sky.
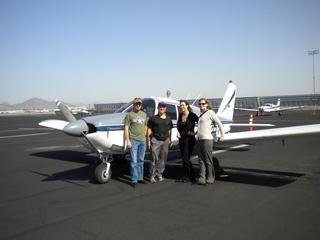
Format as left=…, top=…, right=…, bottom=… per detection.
left=1, top=0, right=319, bottom=105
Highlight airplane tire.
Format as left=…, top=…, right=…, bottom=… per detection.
left=94, top=163, right=112, bottom=184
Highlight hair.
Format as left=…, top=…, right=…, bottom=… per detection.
left=179, top=100, right=193, bottom=112
left=198, top=98, right=213, bottom=110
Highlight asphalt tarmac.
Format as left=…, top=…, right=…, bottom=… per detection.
left=0, top=111, right=320, bottom=240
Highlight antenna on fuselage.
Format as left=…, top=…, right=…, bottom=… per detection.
left=192, top=94, right=201, bottom=106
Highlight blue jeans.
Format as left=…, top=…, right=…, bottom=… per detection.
left=128, top=139, right=146, bottom=183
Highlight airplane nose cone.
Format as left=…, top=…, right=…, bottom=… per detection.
left=63, top=120, right=89, bottom=137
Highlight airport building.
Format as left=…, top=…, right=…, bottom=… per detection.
left=94, top=102, right=127, bottom=114
left=94, top=94, right=320, bottom=114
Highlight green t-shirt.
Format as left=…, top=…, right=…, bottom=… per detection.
left=123, top=110, right=148, bottom=142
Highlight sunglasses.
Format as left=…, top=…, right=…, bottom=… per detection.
left=199, top=103, right=207, bottom=105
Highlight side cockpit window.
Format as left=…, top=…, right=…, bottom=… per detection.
left=142, top=98, right=156, bottom=118
left=166, top=104, right=177, bottom=120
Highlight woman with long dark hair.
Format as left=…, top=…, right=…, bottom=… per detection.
left=176, top=100, right=198, bottom=183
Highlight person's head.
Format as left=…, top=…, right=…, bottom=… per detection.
left=179, top=100, right=192, bottom=112
left=157, top=102, right=167, bottom=114
left=133, top=98, right=142, bottom=112
left=198, top=98, right=212, bottom=111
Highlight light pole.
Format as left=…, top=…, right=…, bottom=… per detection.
left=308, top=49, right=319, bottom=94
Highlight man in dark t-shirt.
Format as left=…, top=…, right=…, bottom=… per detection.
left=147, top=102, right=173, bottom=183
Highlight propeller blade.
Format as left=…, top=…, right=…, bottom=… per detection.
left=56, top=99, right=77, bottom=122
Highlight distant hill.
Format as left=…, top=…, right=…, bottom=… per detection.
left=0, top=98, right=73, bottom=111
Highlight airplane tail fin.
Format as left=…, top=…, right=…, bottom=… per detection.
left=56, top=100, right=77, bottom=122
left=277, top=99, right=281, bottom=107
left=217, top=81, right=237, bottom=121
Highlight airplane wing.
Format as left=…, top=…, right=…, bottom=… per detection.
left=236, top=107, right=258, bottom=112
left=278, top=106, right=305, bottom=111
left=223, top=123, right=320, bottom=142
left=230, top=123, right=275, bottom=127
left=39, top=119, right=69, bottom=130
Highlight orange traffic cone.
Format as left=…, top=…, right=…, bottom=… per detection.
left=249, top=114, right=253, bottom=131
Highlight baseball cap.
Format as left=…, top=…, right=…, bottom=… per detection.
left=158, top=102, right=166, bottom=107
left=134, top=98, right=142, bottom=104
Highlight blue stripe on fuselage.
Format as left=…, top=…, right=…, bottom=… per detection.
left=96, top=125, right=124, bottom=131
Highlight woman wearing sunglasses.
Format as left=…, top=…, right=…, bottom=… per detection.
left=196, top=98, right=225, bottom=186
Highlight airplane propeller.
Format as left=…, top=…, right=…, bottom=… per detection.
left=56, top=100, right=112, bottom=184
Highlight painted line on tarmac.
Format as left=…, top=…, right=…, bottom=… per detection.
left=26, top=144, right=84, bottom=151
left=0, top=132, right=51, bottom=139
left=0, top=128, right=54, bottom=133
left=212, top=144, right=250, bottom=155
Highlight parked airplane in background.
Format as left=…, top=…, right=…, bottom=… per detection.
left=55, top=106, right=89, bottom=115
left=39, top=81, right=320, bottom=184
left=238, top=99, right=304, bottom=116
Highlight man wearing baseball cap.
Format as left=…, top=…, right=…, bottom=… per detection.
left=147, top=102, right=173, bottom=183
left=123, top=98, right=148, bottom=188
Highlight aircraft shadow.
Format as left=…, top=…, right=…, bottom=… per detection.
left=30, top=150, right=101, bottom=185
left=30, top=150, right=304, bottom=187
left=215, top=166, right=304, bottom=187
left=30, top=150, right=145, bottom=185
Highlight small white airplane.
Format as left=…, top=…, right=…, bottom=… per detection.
left=55, top=106, right=89, bottom=115
left=238, top=99, right=304, bottom=116
left=39, top=81, right=320, bottom=183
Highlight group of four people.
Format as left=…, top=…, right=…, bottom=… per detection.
left=123, top=97, right=225, bottom=188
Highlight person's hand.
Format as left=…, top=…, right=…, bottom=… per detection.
left=187, top=131, right=195, bottom=136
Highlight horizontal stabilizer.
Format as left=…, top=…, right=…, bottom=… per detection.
left=39, top=119, right=69, bottom=130
left=237, top=108, right=259, bottom=112
left=224, top=123, right=320, bottom=142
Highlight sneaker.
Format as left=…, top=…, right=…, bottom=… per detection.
left=131, top=182, right=137, bottom=188
left=197, top=181, right=206, bottom=185
left=158, top=176, right=165, bottom=182
left=150, top=178, right=156, bottom=183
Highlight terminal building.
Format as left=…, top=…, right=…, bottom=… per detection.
left=94, top=94, right=320, bottom=114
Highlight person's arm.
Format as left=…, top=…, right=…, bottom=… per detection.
left=210, top=111, right=225, bottom=141
left=168, top=129, right=173, bottom=147
left=124, top=125, right=132, bottom=148
left=187, top=113, right=198, bottom=136
left=147, top=127, right=152, bottom=149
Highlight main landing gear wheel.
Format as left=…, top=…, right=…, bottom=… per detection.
left=94, top=163, right=112, bottom=184
left=213, top=157, right=229, bottom=180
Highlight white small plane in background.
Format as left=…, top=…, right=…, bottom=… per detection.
left=238, top=99, right=304, bottom=116
left=55, top=106, right=89, bottom=115
left=39, top=81, right=320, bottom=184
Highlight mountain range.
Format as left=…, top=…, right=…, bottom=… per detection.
left=0, top=98, right=75, bottom=111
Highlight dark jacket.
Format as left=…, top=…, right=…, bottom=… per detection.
left=177, top=112, right=199, bottom=139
